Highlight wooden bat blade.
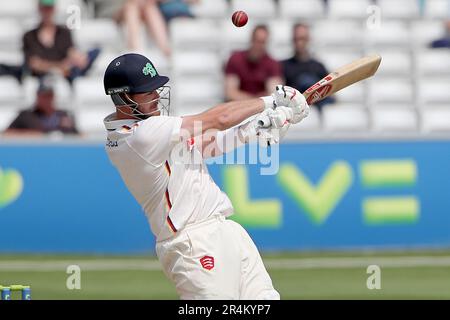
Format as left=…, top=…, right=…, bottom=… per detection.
left=303, top=54, right=382, bottom=105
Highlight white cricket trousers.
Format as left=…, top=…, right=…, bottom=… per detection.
left=155, top=215, right=280, bottom=300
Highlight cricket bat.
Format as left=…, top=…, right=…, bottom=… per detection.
left=303, top=54, right=382, bottom=105
left=259, top=54, right=382, bottom=127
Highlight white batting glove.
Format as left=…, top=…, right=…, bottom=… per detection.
left=272, top=85, right=310, bottom=124
left=256, top=106, right=293, bottom=128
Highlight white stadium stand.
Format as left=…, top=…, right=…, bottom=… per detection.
left=373, top=50, right=412, bottom=77
left=311, top=20, right=364, bottom=48
left=335, top=82, right=366, bottom=104
left=0, top=0, right=34, bottom=19
left=279, top=0, right=326, bottom=20
left=323, top=105, right=369, bottom=132
left=285, top=106, right=322, bottom=137
left=75, top=108, right=111, bottom=135
left=172, top=51, right=222, bottom=78
left=411, top=20, right=446, bottom=48
left=90, top=50, right=122, bottom=77
left=366, top=21, right=411, bottom=48
left=73, top=19, right=121, bottom=51
left=421, top=107, right=450, bottom=133
left=172, top=77, right=223, bottom=112
left=315, top=50, right=361, bottom=72
left=418, top=78, right=450, bottom=105
left=221, top=18, right=253, bottom=51
left=424, top=0, right=450, bottom=19
left=55, top=0, right=88, bottom=25
left=170, top=19, right=220, bottom=50
left=369, top=78, right=414, bottom=104
left=191, top=0, right=229, bottom=19
left=0, top=50, right=23, bottom=65
left=378, top=0, right=421, bottom=20
left=416, top=49, right=450, bottom=76
left=328, top=0, right=372, bottom=19
left=0, top=19, right=24, bottom=49
left=0, top=0, right=449, bottom=137
left=0, top=79, right=22, bottom=104
left=231, top=0, right=277, bottom=20
left=0, top=107, right=22, bottom=132
left=74, top=77, right=110, bottom=106
left=371, top=106, right=419, bottom=132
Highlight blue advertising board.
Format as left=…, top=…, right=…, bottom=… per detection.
left=0, top=139, right=450, bottom=253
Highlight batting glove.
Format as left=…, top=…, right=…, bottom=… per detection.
left=272, top=85, right=310, bottom=124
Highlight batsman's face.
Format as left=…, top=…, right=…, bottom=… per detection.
left=132, top=91, right=161, bottom=116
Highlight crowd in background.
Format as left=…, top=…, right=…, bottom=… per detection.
left=0, top=0, right=449, bottom=136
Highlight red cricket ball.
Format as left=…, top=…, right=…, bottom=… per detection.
left=232, top=10, right=248, bottom=28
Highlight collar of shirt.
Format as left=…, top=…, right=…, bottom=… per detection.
left=103, top=113, right=140, bottom=132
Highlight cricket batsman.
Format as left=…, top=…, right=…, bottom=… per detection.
left=103, top=53, right=310, bottom=299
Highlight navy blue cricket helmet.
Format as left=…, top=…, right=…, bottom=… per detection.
left=103, top=53, right=171, bottom=117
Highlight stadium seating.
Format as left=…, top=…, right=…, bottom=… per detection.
left=374, top=50, right=412, bottom=77
left=335, top=82, right=366, bottom=104
left=371, top=107, right=419, bottom=132
left=191, top=0, right=229, bottom=19
left=411, top=20, right=445, bottom=48
left=418, top=78, right=450, bottom=105
left=421, top=107, right=450, bottom=132
left=74, top=77, right=111, bottom=106
left=366, top=21, right=411, bottom=48
left=0, top=106, right=22, bottom=132
left=323, top=104, right=369, bottom=132
left=315, top=50, right=362, bottom=72
left=424, top=0, right=450, bottom=19
left=73, top=19, right=121, bottom=51
left=172, top=51, right=222, bottom=78
left=279, top=0, right=326, bottom=20
left=231, top=0, right=277, bottom=20
left=369, top=78, right=414, bottom=104
left=0, top=0, right=449, bottom=137
left=170, top=19, right=220, bottom=51
left=54, top=0, right=88, bottom=25
left=75, top=107, right=111, bottom=135
left=0, top=19, right=24, bottom=50
left=172, top=76, right=224, bottom=115
left=0, top=0, right=34, bottom=19
left=328, top=0, right=372, bottom=20
left=378, top=0, right=421, bottom=20
left=311, top=20, right=364, bottom=48
left=0, top=79, right=22, bottom=103
left=416, top=49, right=450, bottom=76
left=285, top=106, right=321, bottom=135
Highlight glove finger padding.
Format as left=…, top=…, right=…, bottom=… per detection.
left=257, top=128, right=279, bottom=148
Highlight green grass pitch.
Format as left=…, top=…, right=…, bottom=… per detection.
left=1, top=250, right=450, bottom=300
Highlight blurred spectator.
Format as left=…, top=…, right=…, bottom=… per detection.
left=281, top=23, right=334, bottom=113
left=3, top=76, right=79, bottom=136
left=224, top=25, right=283, bottom=101
left=0, top=64, right=24, bottom=84
left=90, top=0, right=179, bottom=56
left=23, top=0, right=100, bottom=85
left=159, top=0, right=199, bottom=21
left=430, top=20, right=450, bottom=49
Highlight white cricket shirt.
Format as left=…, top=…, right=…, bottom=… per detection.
left=103, top=113, right=234, bottom=241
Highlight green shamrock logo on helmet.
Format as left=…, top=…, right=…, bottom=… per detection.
left=142, top=63, right=157, bottom=77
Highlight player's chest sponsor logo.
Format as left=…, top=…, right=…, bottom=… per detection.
left=106, top=139, right=119, bottom=148
left=200, top=255, right=214, bottom=270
